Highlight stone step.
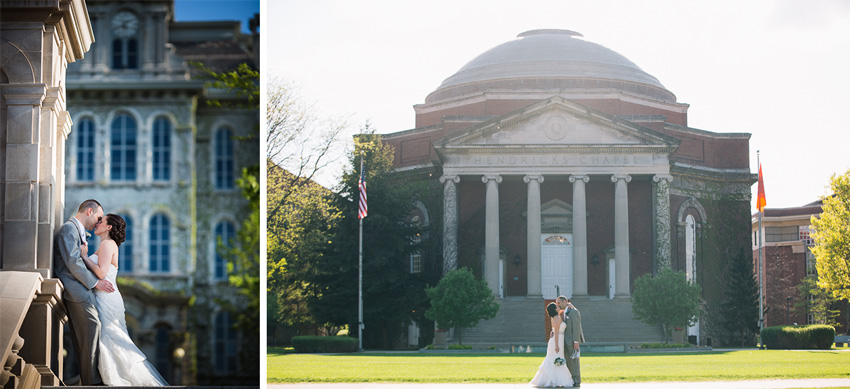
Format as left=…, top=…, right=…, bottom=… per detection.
left=447, top=297, right=665, bottom=347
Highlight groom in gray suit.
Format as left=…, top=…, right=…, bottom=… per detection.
left=54, top=199, right=114, bottom=385
left=558, top=295, right=585, bottom=387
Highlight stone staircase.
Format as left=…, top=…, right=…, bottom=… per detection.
left=447, top=296, right=664, bottom=348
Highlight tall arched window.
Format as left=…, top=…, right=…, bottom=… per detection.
left=214, top=221, right=236, bottom=280
left=111, top=11, right=139, bottom=69
left=76, top=118, right=95, bottom=181
left=214, top=311, right=237, bottom=373
left=214, top=128, right=235, bottom=189
left=685, top=215, right=696, bottom=282
left=152, top=117, right=172, bottom=181
left=149, top=214, right=170, bottom=273
left=118, top=214, right=133, bottom=273
left=154, top=325, right=171, bottom=380
left=111, top=113, right=137, bottom=181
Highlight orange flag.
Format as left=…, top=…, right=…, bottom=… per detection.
left=756, top=163, right=767, bottom=212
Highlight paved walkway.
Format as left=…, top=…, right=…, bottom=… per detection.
left=270, top=379, right=850, bottom=388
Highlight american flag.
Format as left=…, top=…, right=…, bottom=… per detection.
left=358, top=165, right=368, bottom=219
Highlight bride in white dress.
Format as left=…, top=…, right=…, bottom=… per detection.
left=81, top=213, right=168, bottom=386
left=530, top=302, right=574, bottom=388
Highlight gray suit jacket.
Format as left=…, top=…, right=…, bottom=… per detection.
left=562, top=307, right=586, bottom=351
left=54, top=219, right=98, bottom=302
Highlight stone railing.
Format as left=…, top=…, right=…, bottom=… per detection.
left=0, top=272, right=66, bottom=388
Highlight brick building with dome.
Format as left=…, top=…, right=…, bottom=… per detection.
left=383, top=29, right=756, bottom=347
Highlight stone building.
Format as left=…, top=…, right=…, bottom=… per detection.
left=63, top=0, right=258, bottom=384
left=1, top=0, right=94, bottom=386
left=753, top=200, right=849, bottom=332
left=383, top=29, right=756, bottom=347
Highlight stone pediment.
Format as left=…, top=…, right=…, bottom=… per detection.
left=434, top=96, right=678, bottom=149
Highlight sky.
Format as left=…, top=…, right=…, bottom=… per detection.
left=174, top=0, right=258, bottom=33
left=272, top=0, right=850, bottom=212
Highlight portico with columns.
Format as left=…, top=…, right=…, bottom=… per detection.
left=435, top=97, right=679, bottom=301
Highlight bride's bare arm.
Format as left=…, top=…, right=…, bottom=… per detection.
left=80, top=244, right=107, bottom=279
left=552, top=316, right=561, bottom=352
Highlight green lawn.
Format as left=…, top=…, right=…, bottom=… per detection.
left=268, top=348, right=850, bottom=383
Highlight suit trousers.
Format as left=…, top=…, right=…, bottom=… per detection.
left=65, top=297, right=102, bottom=385
left=566, top=346, right=580, bottom=384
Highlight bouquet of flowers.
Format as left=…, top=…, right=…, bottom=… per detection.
left=553, top=357, right=566, bottom=366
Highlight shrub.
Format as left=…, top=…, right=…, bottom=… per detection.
left=639, top=343, right=692, bottom=349
left=291, top=335, right=358, bottom=353
left=448, top=344, right=472, bottom=350
left=760, top=325, right=835, bottom=350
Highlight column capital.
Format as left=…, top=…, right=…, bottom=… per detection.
left=569, top=174, right=589, bottom=184
left=653, top=174, right=674, bottom=183
left=523, top=174, right=544, bottom=184
left=611, top=174, right=632, bottom=183
left=482, top=174, right=502, bottom=184
left=440, top=174, right=460, bottom=184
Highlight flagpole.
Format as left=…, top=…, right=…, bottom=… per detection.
left=757, top=151, right=764, bottom=339
left=358, top=156, right=364, bottom=351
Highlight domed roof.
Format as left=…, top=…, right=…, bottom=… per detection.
left=426, top=29, right=674, bottom=103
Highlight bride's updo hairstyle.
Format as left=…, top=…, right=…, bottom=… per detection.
left=105, top=214, right=126, bottom=246
left=546, top=302, right=558, bottom=317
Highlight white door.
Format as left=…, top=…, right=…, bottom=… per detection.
left=541, top=234, right=572, bottom=299
left=608, top=258, right=616, bottom=299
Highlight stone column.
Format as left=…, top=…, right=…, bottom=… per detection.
left=653, top=175, right=674, bottom=270
left=611, top=174, right=632, bottom=297
left=440, top=174, right=460, bottom=275
left=482, top=174, right=502, bottom=297
left=570, top=174, right=590, bottom=296
left=524, top=174, right=543, bottom=298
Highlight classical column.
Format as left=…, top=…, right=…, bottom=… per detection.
left=570, top=175, right=590, bottom=296
left=524, top=174, right=544, bottom=298
left=482, top=174, right=502, bottom=297
left=653, top=175, right=674, bottom=270
left=611, top=174, right=632, bottom=297
left=440, top=175, right=460, bottom=275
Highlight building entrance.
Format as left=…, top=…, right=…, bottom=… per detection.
left=541, top=234, right=573, bottom=299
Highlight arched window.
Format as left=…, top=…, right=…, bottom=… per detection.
left=111, top=113, right=137, bottom=181
left=152, top=117, right=172, bottom=181
left=685, top=215, right=696, bottom=282
left=76, top=118, right=95, bottom=181
left=214, top=311, right=237, bottom=373
left=214, top=128, right=235, bottom=189
left=118, top=214, right=133, bottom=273
left=149, top=214, right=170, bottom=273
left=111, top=11, right=139, bottom=69
left=214, top=221, right=236, bottom=280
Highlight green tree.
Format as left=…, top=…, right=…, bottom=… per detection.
left=424, top=268, right=499, bottom=345
left=306, top=128, right=439, bottom=348
left=795, top=275, right=841, bottom=327
left=632, top=268, right=702, bottom=343
left=720, top=248, right=760, bottom=346
left=811, top=170, right=850, bottom=301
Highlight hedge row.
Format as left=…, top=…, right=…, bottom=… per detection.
left=291, top=335, right=358, bottom=353
left=760, top=325, right=835, bottom=350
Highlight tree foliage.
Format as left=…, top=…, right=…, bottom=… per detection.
left=424, top=268, right=499, bottom=345
left=304, top=129, right=438, bottom=349
left=719, top=248, right=760, bottom=346
left=811, top=170, right=850, bottom=301
left=795, top=275, right=841, bottom=327
left=632, top=268, right=702, bottom=343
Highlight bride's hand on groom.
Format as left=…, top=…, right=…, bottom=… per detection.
left=95, top=279, right=115, bottom=293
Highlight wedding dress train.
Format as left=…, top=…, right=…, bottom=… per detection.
left=93, top=256, right=168, bottom=386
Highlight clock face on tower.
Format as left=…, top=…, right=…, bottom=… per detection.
left=111, top=11, right=139, bottom=38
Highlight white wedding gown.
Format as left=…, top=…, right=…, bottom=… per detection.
left=93, top=256, right=168, bottom=386
left=530, top=321, right=574, bottom=388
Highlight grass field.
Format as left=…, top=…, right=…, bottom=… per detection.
left=267, top=348, right=850, bottom=383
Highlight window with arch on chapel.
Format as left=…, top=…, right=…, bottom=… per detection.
left=76, top=117, right=95, bottom=181
left=111, top=113, right=137, bottom=181
left=152, top=117, right=172, bottom=181
left=214, top=221, right=236, bottom=280
left=111, top=11, right=139, bottom=69
left=118, top=214, right=133, bottom=273
left=214, top=127, right=235, bottom=189
left=148, top=214, right=170, bottom=273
